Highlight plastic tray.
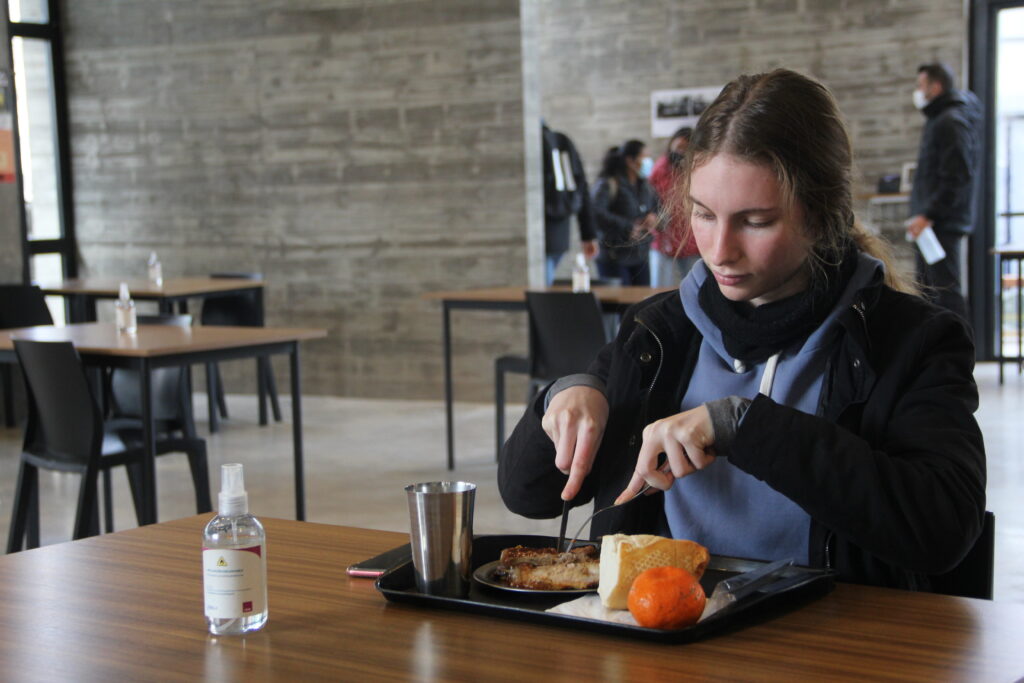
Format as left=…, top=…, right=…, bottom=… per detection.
left=375, top=534, right=834, bottom=644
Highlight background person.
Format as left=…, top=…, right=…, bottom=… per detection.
left=649, top=127, right=700, bottom=286
left=591, top=140, right=659, bottom=286
left=499, top=69, right=985, bottom=592
left=905, top=63, right=982, bottom=320
left=542, top=122, right=599, bottom=285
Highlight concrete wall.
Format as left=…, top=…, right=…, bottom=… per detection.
left=63, top=0, right=532, bottom=399
left=535, top=0, right=968, bottom=267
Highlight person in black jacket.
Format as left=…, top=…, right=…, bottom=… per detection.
left=543, top=123, right=598, bottom=284
left=499, top=69, right=985, bottom=592
left=591, top=140, right=660, bottom=286
left=906, top=63, right=982, bottom=319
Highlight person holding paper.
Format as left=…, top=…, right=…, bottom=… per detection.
left=905, top=63, right=981, bottom=320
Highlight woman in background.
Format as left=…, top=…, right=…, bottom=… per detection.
left=591, top=140, right=660, bottom=286
left=649, top=127, right=701, bottom=286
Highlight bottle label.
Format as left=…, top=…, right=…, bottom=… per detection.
left=202, top=546, right=266, bottom=619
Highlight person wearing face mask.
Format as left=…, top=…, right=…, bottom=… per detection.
left=906, top=63, right=982, bottom=320
left=499, top=69, right=984, bottom=593
left=649, top=127, right=701, bottom=286
left=590, top=140, right=660, bottom=286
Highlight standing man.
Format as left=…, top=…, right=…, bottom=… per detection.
left=906, top=63, right=982, bottom=319
left=542, top=123, right=598, bottom=285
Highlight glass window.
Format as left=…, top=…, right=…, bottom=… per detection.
left=30, top=253, right=65, bottom=323
left=7, top=0, right=49, bottom=24
left=11, top=36, right=62, bottom=241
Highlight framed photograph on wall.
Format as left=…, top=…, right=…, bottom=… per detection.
left=900, top=162, right=917, bottom=193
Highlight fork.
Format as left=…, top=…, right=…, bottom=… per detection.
left=561, top=462, right=670, bottom=552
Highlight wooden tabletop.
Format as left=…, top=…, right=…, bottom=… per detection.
left=422, top=285, right=675, bottom=307
left=0, top=323, right=327, bottom=357
left=1, top=516, right=1019, bottom=680
left=36, top=276, right=264, bottom=298
left=991, top=246, right=1024, bottom=258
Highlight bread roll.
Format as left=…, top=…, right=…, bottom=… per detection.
left=598, top=534, right=709, bottom=609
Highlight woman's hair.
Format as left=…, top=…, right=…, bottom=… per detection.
left=673, top=68, right=916, bottom=294
left=599, top=139, right=646, bottom=178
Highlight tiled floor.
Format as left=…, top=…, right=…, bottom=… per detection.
left=1, top=362, right=1020, bottom=602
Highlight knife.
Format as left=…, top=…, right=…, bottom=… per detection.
left=556, top=500, right=571, bottom=552
left=698, top=558, right=794, bottom=622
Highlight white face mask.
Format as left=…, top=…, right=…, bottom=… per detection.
left=913, top=88, right=929, bottom=110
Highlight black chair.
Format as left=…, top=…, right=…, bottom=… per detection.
left=0, top=284, right=55, bottom=428
left=200, top=272, right=280, bottom=432
left=6, top=340, right=212, bottom=553
left=930, top=511, right=995, bottom=600
left=495, top=291, right=609, bottom=458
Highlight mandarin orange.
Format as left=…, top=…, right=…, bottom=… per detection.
left=627, top=566, right=706, bottom=629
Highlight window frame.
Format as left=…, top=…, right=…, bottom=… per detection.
left=8, top=0, right=76, bottom=282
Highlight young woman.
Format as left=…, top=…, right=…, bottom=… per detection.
left=591, top=140, right=660, bottom=286
left=499, top=69, right=985, bottom=591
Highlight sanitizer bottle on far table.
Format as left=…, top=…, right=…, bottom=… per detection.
left=115, top=282, right=137, bottom=335
left=202, top=463, right=268, bottom=635
left=572, top=252, right=591, bottom=293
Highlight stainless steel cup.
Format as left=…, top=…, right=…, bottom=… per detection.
left=405, top=481, right=476, bottom=597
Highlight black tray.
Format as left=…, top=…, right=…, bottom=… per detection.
left=376, top=534, right=834, bottom=644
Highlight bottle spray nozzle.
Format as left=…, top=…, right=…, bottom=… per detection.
left=218, top=463, right=249, bottom=516
left=148, top=251, right=159, bottom=265
left=118, top=282, right=131, bottom=301
left=575, top=252, right=586, bottom=267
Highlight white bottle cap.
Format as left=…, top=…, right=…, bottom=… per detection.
left=148, top=251, right=159, bottom=264
left=575, top=252, right=586, bottom=267
left=218, top=463, right=249, bottom=516
left=119, top=282, right=131, bottom=301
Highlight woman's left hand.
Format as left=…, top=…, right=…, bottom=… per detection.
left=614, top=405, right=717, bottom=504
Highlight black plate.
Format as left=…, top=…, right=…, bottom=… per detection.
left=376, top=534, right=835, bottom=644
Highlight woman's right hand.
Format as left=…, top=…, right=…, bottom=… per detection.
left=541, top=386, right=609, bottom=501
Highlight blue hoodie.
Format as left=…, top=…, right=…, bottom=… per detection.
left=665, top=254, right=884, bottom=564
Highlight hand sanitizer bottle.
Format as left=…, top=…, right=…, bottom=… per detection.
left=572, top=252, right=591, bottom=293
left=115, top=282, right=137, bottom=335
left=147, top=251, right=163, bottom=287
left=202, top=463, right=269, bottom=635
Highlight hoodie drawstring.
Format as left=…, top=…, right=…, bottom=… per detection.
left=758, top=351, right=781, bottom=398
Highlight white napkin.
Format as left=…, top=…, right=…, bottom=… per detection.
left=545, top=594, right=639, bottom=625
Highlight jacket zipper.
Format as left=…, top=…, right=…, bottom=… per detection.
left=634, top=317, right=665, bottom=399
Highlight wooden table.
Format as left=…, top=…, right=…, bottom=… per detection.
left=422, top=285, right=672, bottom=469
left=1, top=515, right=1020, bottom=680
left=0, top=323, right=326, bottom=523
left=37, top=276, right=264, bottom=321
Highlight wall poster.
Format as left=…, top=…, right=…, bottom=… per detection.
left=650, top=86, right=723, bottom=139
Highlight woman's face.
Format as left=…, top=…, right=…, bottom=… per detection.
left=689, top=153, right=812, bottom=307
left=626, top=147, right=648, bottom=173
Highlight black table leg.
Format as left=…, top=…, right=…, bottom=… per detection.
left=139, top=359, right=157, bottom=525
left=206, top=362, right=219, bottom=433
left=443, top=302, right=454, bottom=470
left=290, top=344, right=306, bottom=521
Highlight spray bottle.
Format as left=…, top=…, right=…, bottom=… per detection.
left=115, top=282, right=137, bottom=335
left=202, top=463, right=268, bottom=635
left=147, top=251, right=164, bottom=287
left=571, top=252, right=591, bottom=293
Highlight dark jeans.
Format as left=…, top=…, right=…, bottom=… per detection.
left=597, top=259, right=650, bottom=286
left=916, top=230, right=968, bottom=320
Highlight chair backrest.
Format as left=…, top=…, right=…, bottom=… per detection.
left=110, top=314, right=192, bottom=421
left=0, top=285, right=54, bottom=329
left=930, top=511, right=995, bottom=600
left=525, top=291, right=609, bottom=381
left=200, top=272, right=264, bottom=327
left=13, top=340, right=102, bottom=467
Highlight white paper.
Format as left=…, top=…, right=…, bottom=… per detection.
left=545, top=594, right=638, bottom=625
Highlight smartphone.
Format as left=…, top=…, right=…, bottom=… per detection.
left=346, top=543, right=412, bottom=578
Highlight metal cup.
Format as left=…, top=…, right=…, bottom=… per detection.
left=405, top=481, right=476, bottom=597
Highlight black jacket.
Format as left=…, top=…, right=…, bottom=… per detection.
left=910, top=89, right=982, bottom=234
left=542, top=125, right=596, bottom=256
left=499, top=276, right=986, bottom=591
left=591, top=174, right=659, bottom=267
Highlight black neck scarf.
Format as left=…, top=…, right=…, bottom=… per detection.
left=698, top=246, right=858, bottom=363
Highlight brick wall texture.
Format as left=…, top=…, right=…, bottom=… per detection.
left=63, top=0, right=531, bottom=400
left=58, top=0, right=968, bottom=400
